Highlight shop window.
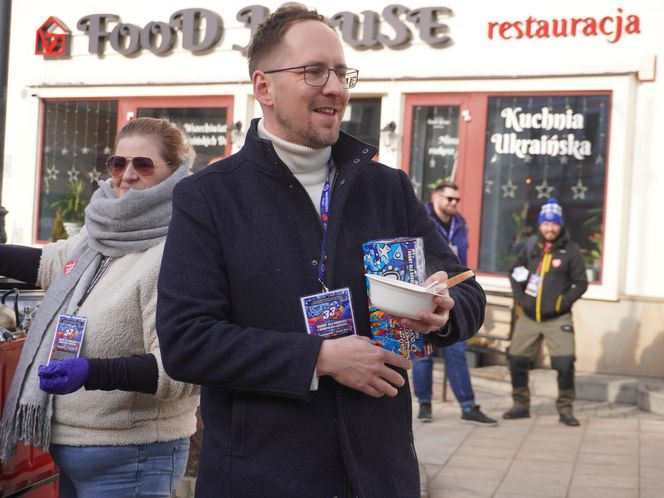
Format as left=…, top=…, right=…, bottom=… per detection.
left=478, top=95, right=609, bottom=282
left=38, top=100, right=118, bottom=241
left=137, top=107, right=228, bottom=172
left=341, top=98, right=381, bottom=148
left=408, top=105, right=460, bottom=201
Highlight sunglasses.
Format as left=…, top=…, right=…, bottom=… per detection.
left=445, top=196, right=461, bottom=203
left=105, top=156, right=170, bottom=177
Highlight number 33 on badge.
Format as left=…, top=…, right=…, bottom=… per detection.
left=300, top=288, right=357, bottom=339
left=47, top=313, right=87, bottom=364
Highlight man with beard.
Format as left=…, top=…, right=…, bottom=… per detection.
left=504, top=198, right=588, bottom=427
left=413, top=182, right=497, bottom=426
left=156, top=5, right=485, bottom=497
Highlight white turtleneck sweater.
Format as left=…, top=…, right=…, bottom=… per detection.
left=257, top=119, right=332, bottom=215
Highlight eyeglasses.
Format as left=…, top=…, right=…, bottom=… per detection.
left=105, top=156, right=170, bottom=177
left=445, top=196, right=461, bottom=203
left=264, top=64, right=359, bottom=89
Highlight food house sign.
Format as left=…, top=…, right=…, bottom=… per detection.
left=38, top=5, right=453, bottom=58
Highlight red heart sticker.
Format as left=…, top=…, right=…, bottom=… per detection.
left=63, top=260, right=77, bottom=276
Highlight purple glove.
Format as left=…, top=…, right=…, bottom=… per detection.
left=38, top=358, right=89, bottom=395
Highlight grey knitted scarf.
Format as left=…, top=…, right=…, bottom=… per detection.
left=0, top=162, right=190, bottom=461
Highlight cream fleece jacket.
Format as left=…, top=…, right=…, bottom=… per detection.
left=37, top=229, right=199, bottom=446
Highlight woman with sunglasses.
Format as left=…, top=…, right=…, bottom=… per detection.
left=0, top=117, right=199, bottom=498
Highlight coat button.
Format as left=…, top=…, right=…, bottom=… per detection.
left=362, top=148, right=369, bottom=153
left=338, top=178, right=345, bottom=186
left=353, top=158, right=360, bottom=164
left=311, top=258, right=319, bottom=266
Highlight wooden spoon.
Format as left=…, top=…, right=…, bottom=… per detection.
left=426, top=270, right=475, bottom=295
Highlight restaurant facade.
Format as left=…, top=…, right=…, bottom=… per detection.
left=2, top=0, right=663, bottom=377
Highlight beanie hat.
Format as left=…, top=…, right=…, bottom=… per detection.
left=538, top=198, right=564, bottom=226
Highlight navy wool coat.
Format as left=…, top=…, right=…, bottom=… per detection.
left=156, top=120, right=486, bottom=498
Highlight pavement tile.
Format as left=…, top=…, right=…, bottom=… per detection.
left=579, top=441, right=639, bottom=455
left=567, top=486, right=638, bottom=498
left=576, top=452, right=636, bottom=466
left=505, top=458, right=574, bottom=482
left=443, top=455, right=512, bottom=472
left=570, top=473, right=638, bottom=489
left=573, top=461, right=638, bottom=477
left=640, top=464, right=664, bottom=489
left=516, top=447, right=579, bottom=462
left=641, top=490, right=664, bottom=498
left=494, top=476, right=568, bottom=497
left=428, top=474, right=501, bottom=495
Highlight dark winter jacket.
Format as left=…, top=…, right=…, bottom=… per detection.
left=156, top=119, right=486, bottom=498
left=425, top=203, right=468, bottom=265
left=509, top=231, right=587, bottom=322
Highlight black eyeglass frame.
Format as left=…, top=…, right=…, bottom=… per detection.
left=263, top=64, right=359, bottom=89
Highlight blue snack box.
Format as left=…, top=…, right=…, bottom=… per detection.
left=362, top=237, right=430, bottom=359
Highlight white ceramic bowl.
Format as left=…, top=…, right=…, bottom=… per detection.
left=365, top=274, right=437, bottom=320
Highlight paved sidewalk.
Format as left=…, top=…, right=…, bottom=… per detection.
left=413, top=370, right=664, bottom=498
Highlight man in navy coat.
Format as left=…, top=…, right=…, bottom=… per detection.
left=157, top=6, right=486, bottom=498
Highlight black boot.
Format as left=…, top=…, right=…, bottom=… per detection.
left=417, top=402, right=432, bottom=422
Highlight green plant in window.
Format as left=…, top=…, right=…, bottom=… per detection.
left=580, top=208, right=603, bottom=274
left=425, top=176, right=453, bottom=190
left=583, top=231, right=602, bottom=271
left=51, top=178, right=88, bottom=224
left=501, top=202, right=534, bottom=270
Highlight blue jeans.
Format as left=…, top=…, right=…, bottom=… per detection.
left=413, top=340, right=475, bottom=409
left=50, top=438, right=190, bottom=498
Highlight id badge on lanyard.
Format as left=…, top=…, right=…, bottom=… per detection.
left=47, top=257, right=112, bottom=364
left=525, top=273, right=542, bottom=297
left=300, top=159, right=356, bottom=338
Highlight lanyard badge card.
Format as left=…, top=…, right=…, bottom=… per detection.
left=47, top=314, right=87, bottom=364
left=47, top=257, right=112, bottom=364
left=301, top=288, right=357, bottom=338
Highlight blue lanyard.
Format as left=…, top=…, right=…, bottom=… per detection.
left=318, top=159, right=334, bottom=292
left=439, top=217, right=456, bottom=244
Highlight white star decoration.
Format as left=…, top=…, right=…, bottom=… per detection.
left=88, top=169, right=103, bottom=183
left=81, top=146, right=90, bottom=154
left=104, top=145, right=112, bottom=154
left=61, top=147, right=69, bottom=155
left=571, top=179, right=588, bottom=200
left=43, top=165, right=59, bottom=195
left=535, top=179, right=555, bottom=199
left=559, top=155, right=568, bottom=165
left=501, top=180, right=517, bottom=198
left=524, top=155, right=533, bottom=164
left=67, top=166, right=80, bottom=182
left=44, top=145, right=51, bottom=153
left=428, top=158, right=436, bottom=168
left=484, top=179, right=494, bottom=194
left=45, top=165, right=59, bottom=181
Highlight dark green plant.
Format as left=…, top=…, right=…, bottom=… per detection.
left=51, top=178, right=88, bottom=223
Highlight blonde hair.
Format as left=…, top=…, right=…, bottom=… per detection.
left=115, top=117, right=194, bottom=168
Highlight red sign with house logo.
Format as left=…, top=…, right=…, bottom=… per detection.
left=35, top=16, right=71, bottom=57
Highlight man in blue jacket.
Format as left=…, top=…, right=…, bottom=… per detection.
left=156, top=6, right=486, bottom=498
left=413, top=182, right=497, bottom=426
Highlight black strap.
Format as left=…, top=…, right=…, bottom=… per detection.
left=1, top=288, right=20, bottom=327
left=73, top=257, right=113, bottom=314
